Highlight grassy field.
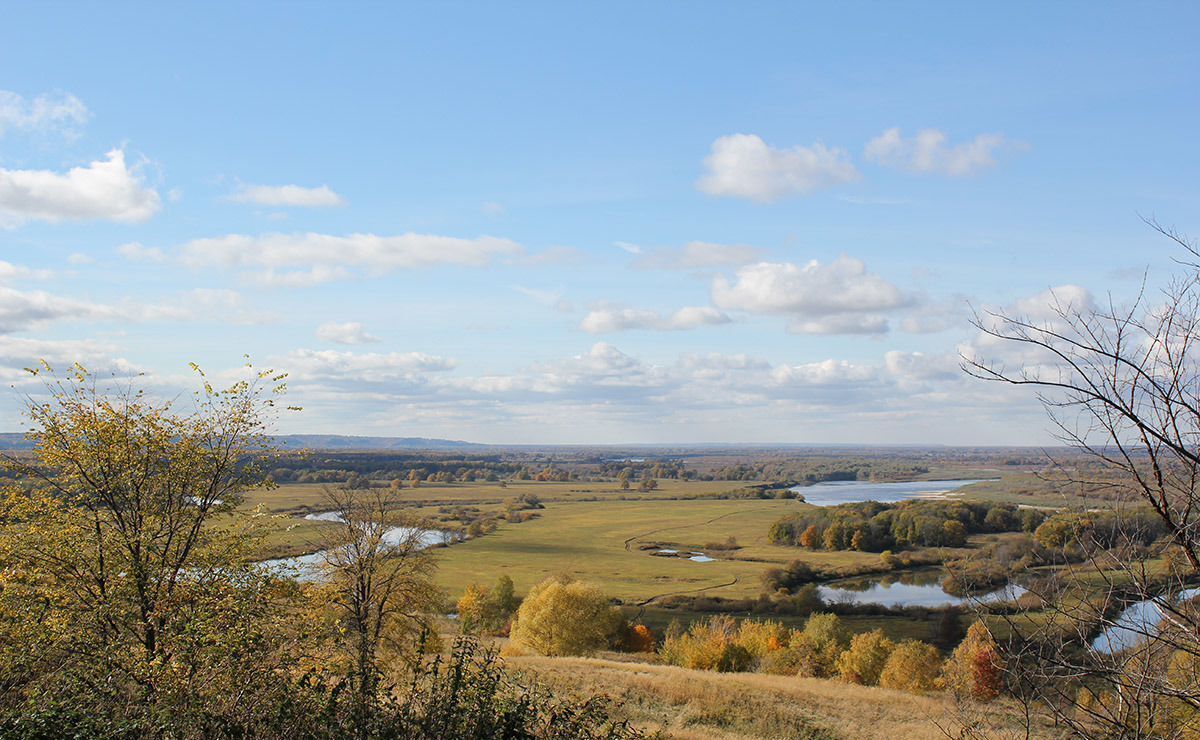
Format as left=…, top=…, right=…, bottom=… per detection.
left=509, top=653, right=1057, bottom=739
left=238, top=478, right=1042, bottom=606
left=431, top=497, right=823, bottom=602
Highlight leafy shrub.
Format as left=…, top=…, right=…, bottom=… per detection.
left=510, top=576, right=622, bottom=656
left=659, top=616, right=785, bottom=672
left=879, top=640, right=943, bottom=693
left=836, top=629, right=896, bottom=685
left=943, top=621, right=1005, bottom=701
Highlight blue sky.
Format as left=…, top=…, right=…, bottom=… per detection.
left=1, top=2, right=1197, bottom=444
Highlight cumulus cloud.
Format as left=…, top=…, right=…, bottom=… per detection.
left=712, top=257, right=915, bottom=334
left=635, top=241, right=763, bottom=270
left=315, top=321, right=381, bottom=345
left=0, top=280, right=267, bottom=335
left=0, top=149, right=161, bottom=226
left=229, top=183, right=345, bottom=208
left=957, top=284, right=1100, bottom=393
left=864, top=128, right=1008, bottom=176
left=697, top=134, right=859, bottom=202
left=0, top=90, right=89, bottom=137
left=580, top=305, right=731, bottom=333
left=771, top=359, right=878, bottom=387
left=169, top=232, right=523, bottom=285
left=0, top=261, right=51, bottom=281
left=286, top=349, right=456, bottom=383
left=0, top=287, right=114, bottom=333
left=117, top=242, right=166, bottom=262
left=0, top=336, right=137, bottom=384
left=251, top=338, right=1049, bottom=443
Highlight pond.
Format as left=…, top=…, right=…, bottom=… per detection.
left=817, top=569, right=1027, bottom=608
left=790, top=478, right=995, bottom=507
left=1091, top=587, right=1200, bottom=655
left=260, top=525, right=456, bottom=581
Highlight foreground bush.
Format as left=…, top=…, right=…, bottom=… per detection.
left=0, top=639, right=643, bottom=739
left=0, top=369, right=638, bottom=738
left=836, top=629, right=895, bottom=685
left=943, top=621, right=1005, bottom=701
left=510, top=576, right=622, bottom=656
left=659, top=615, right=785, bottom=671
left=879, top=640, right=943, bottom=693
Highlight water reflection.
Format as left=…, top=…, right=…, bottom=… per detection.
left=817, top=569, right=1026, bottom=608
left=790, top=479, right=995, bottom=507
left=260, top=525, right=455, bottom=581
left=1091, top=587, right=1200, bottom=655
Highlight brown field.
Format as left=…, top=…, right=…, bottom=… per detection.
left=510, top=654, right=1056, bottom=739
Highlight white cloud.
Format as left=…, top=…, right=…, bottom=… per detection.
left=0, top=261, right=51, bottom=281
left=286, top=349, right=456, bottom=383
left=580, top=305, right=731, bottom=333
left=771, top=359, right=878, bottom=387
left=635, top=241, right=763, bottom=270
left=0, top=280, right=268, bottom=335
left=117, top=242, right=166, bottom=262
left=482, top=201, right=505, bottom=216
left=787, top=314, right=891, bottom=335
left=712, top=257, right=915, bottom=334
left=0, top=90, right=89, bottom=137
left=613, top=241, right=643, bottom=254
left=67, top=252, right=94, bottom=265
left=171, top=232, right=523, bottom=285
left=0, top=286, right=115, bottom=333
left=229, top=183, right=345, bottom=208
left=0, top=149, right=161, bottom=226
left=315, top=321, right=381, bottom=345
left=959, top=284, right=1098, bottom=385
left=0, top=336, right=136, bottom=384
left=697, top=134, right=859, bottom=202
left=864, top=128, right=1007, bottom=176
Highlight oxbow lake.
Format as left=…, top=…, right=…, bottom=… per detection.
left=1091, top=587, right=1200, bottom=655
left=789, top=479, right=996, bottom=507
left=260, top=521, right=455, bottom=581
left=817, top=570, right=1027, bottom=608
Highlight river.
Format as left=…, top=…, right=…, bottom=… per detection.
left=817, top=569, right=1027, bottom=608
left=789, top=478, right=995, bottom=506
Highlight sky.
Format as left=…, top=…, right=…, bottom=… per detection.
left=0, top=2, right=1197, bottom=445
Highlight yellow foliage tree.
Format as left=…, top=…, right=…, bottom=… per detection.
left=836, top=629, right=896, bottom=685
left=0, top=362, right=298, bottom=729
left=457, top=583, right=490, bottom=633
left=509, top=576, right=621, bottom=656
left=879, top=640, right=943, bottom=693
left=943, top=621, right=1005, bottom=701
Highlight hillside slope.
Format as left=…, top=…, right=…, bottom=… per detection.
left=510, top=655, right=1052, bottom=740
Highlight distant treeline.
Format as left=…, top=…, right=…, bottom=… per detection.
left=769, top=500, right=1046, bottom=552
left=708, top=458, right=930, bottom=483
left=259, top=450, right=943, bottom=487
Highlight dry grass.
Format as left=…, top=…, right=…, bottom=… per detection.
left=510, top=654, right=1056, bottom=740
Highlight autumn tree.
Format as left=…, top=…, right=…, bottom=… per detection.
left=310, top=486, right=439, bottom=728
left=510, top=576, right=622, bottom=656
left=799, top=524, right=822, bottom=549
left=836, top=629, right=895, bottom=685
left=790, top=613, right=851, bottom=678
left=456, top=574, right=520, bottom=635
left=943, top=621, right=1005, bottom=702
left=962, top=223, right=1200, bottom=732
left=879, top=640, right=943, bottom=693
left=0, top=362, right=309, bottom=733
